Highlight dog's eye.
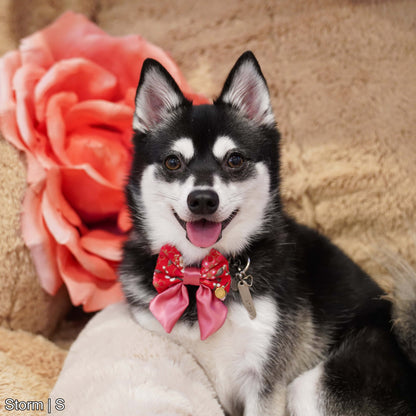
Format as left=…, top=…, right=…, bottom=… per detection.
left=227, top=153, right=244, bottom=169
left=164, top=155, right=182, bottom=171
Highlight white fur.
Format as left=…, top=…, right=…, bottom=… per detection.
left=133, top=296, right=279, bottom=416
left=221, top=61, right=275, bottom=126
left=212, top=135, right=237, bottom=160
left=138, top=166, right=195, bottom=255
left=139, top=161, right=271, bottom=264
left=133, top=67, right=182, bottom=132
left=213, top=163, right=271, bottom=257
left=172, top=137, right=195, bottom=162
left=287, top=363, right=325, bottom=416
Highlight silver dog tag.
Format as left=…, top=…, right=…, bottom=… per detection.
left=238, top=280, right=256, bottom=319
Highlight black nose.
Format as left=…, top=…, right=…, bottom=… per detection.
left=187, top=190, right=219, bottom=215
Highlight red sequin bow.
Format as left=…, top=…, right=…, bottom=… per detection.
left=149, top=244, right=231, bottom=340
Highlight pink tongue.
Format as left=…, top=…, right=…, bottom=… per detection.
left=186, top=220, right=222, bottom=248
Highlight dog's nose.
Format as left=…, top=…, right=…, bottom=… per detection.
left=187, top=190, right=219, bottom=215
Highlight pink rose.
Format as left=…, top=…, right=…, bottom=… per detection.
left=0, top=12, right=208, bottom=311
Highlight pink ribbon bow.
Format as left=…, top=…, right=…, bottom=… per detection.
left=149, top=244, right=231, bottom=340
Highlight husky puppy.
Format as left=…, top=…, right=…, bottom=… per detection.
left=120, top=51, right=416, bottom=416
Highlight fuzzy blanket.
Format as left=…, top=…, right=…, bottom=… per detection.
left=50, top=303, right=224, bottom=416
left=0, top=0, right=415, bottom=412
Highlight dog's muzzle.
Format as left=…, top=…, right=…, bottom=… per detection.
left=173, top=189, right=238, bottom=248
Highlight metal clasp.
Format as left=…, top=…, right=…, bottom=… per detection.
left=232, top=256, right=252, bottom=290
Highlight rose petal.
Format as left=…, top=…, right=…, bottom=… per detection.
left=83, top=280, right=124, bottom=312
left=57, top=245, right=124, bottom=312
left=118, top=205, right=132, bottom=233
left=26, top=152, right=47, bottom=192
left=41, top=183, right=75, bottom=245
left=21, top=186, right=62, bottom=295
left=41, top=170, right=116, bottom=281
left=65, top=33, right=144, bottom=97
left=69, top=241, right=118, bottom=283
left=28, top=12, right=108, bottom=65
left=80, top=230, right=126, bottom=262
left=35, top=58, right=117, bottom=122
left=13, top=64, right=46, bottom=149
left=123, top=87, right=136, bottom=108
left=64, top=100, right=133, bottom=135
left=20, top=32, right=55, bottom=69
left=45, top=168, right=84, bottom=230
left=46, top=91, right=78, bottom=164
left=31, top=130, right=60, bottom=170
left=65, top=126, right=131, bottom=187
left=57, top=245, right=93, bottom=305
left=60, top=166, right=125, bottom=224
left=187, top=93, right=212, bottom=106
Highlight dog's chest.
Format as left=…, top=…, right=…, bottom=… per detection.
left=133, top=296, right=278, bottom=414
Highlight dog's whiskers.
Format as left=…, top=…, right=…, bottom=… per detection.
left=153, top=192, right=179, bottom=202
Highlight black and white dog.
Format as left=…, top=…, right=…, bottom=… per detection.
left=120, top=51, right=416, bottom=415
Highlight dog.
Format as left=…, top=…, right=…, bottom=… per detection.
left=120, top=51, right=416, bottom=415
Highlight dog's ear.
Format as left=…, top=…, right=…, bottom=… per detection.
left=133, top=59, right=190, bottom=133
left=216, top=51, right=274, bottom=127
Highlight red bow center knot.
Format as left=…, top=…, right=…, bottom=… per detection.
left=149, top=244, right=231, bottom=340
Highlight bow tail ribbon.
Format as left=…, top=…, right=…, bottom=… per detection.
left=149, top=283, right=227, bottom=340
left=196, top=285, right=228, bottom=340
left=149, top=284, right=189, bottom=333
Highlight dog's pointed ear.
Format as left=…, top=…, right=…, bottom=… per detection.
left=133, top=59, right=190, bottom=133
left=216, top=51, right=274, bottom=127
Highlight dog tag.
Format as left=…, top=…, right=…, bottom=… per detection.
left=238, top=280, right=256, bottom=319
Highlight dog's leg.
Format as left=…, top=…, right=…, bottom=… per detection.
left=287, top=326, right=416, bottom=416
left=241, top=383, right=286, bottom=416
left=286, top=362, right=325, bottom=416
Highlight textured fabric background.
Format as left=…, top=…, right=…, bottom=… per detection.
left=0, top=0, right=415, bottom=404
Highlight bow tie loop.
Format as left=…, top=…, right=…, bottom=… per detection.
left=183, top=267, right=201, bottom=286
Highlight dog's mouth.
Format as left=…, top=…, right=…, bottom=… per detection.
left=174, top=210, right=238, bottom=248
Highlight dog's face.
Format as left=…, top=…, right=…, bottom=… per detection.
left=127, top=52, right=280, bottom=264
